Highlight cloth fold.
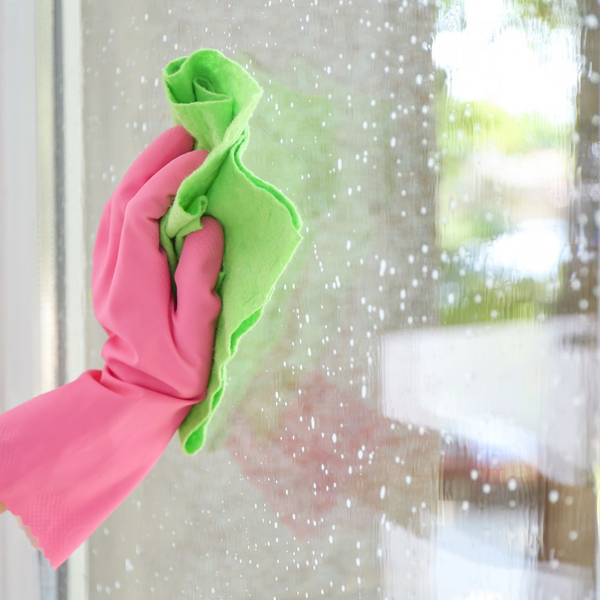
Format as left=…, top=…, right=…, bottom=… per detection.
left=158, top=49, right=303, bottom=455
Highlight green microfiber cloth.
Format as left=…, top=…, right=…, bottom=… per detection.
left=158, top=49, right=303, bottom=455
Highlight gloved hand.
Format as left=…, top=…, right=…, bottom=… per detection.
left=0, top=125, right=224, bottom=567
left=93, top=125, right=223, bottom=400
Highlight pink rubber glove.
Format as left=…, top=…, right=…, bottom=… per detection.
left=0, top=126, right=224, bottom=568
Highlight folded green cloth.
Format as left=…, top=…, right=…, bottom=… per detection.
left=158, top=49, right=303, bottom=455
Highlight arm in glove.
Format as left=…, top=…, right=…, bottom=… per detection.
left=0, top=126, right=224, bottom=568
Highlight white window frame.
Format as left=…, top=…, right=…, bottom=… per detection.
left=0, top=0, right=87, bottom=597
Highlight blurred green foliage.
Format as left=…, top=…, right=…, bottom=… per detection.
left=440, top=268, right=561, bottom=325
left=434, top=58, right=572, bottom=325
left=437, top=96, right=572, bottom=180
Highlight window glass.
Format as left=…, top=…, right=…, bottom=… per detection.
left=81, top=1, right=599, bottom=597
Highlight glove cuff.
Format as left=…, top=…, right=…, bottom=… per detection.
left=0, top=369, right=197, bottom=568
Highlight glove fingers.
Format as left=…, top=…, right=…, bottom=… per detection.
left=92, top=126, right=195, bottom=300
left=114, top=125, right=195, bottom=208
left=104, top=149, right=208, bottom=328
left=124, top=148, right=208, bottom=231
left=173, top=216, right=224, bottom=372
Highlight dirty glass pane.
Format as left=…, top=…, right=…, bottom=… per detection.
left=81, top=0, right=599, bottom=598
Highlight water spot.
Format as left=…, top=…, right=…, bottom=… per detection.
left=585, top=14, right=599, bottom=29
left=548, top=490, right=560, bottom=503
